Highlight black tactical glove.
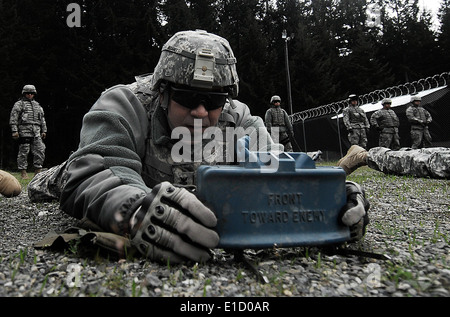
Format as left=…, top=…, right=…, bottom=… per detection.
left=131, top=182, right=219, bottom=263
left=340, top=181, right=370, bottom=241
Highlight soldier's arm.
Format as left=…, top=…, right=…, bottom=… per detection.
left=425, top=110, right=432, bottom=124
left=9, top=103, right=21, bottom=133
left=284, top=111, right=294, bottom=134
left=264, top=110, right=272, bottom=132
left=363, top=110, right=370, bottom=128
left=406, top=107, right=421, bottom=124
left=369, top=111, right=379, bottom=128
left=60, top=85, right=150, bottom=235
left=342, top=109, right=351, bottom=129
left=40, top=107, right=47, bottom=133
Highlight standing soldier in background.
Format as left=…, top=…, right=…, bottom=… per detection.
left=406, top=95, right=432, bottom=149
left=265, top=95, right=294, bottom=152
left=343, top=94, right=370, bottom=149
left=370, top=98, right=400, bottom=150
left=9, top=85, right=47, bottom=179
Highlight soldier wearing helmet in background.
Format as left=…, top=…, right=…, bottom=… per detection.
left=406, top=95, right=432, bottom=149
left=264, top=95, right=294, bottom=152
left=343, top=94, right=370, bottom=149
left=370, top=98, right=400, bottom=150
left=28, top=30, right=370, bottom=263
left=9, top=85, right=47, bottom=179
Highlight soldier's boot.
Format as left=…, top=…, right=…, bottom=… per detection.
left=20, top=169, right=29, bottom=180
left=338, top=145, right=368, bottom=175
left=0, top=170, right=22, bottom=197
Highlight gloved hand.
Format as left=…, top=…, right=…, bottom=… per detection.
left=130, top=182, right=219, bottom=263
left=340, top=181, right=370, bottom=241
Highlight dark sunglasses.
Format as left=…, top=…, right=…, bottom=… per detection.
left=170, top=86, right=228, bottom=111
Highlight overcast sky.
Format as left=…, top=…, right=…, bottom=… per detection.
left=419, top=0, right=442, bottom=30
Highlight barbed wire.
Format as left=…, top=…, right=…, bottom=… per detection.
left=289, top=71, right=450, bottom=124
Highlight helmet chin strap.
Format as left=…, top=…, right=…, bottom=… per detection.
left=159, top=82, right=170, bottom=111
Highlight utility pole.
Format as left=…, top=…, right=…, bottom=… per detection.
left=282, top=30, right=293, bottom=115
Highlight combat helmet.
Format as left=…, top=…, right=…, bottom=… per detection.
left=22, top=85, right=37, bottom=94
left=348, top=94, right=358, bottom=102
left=411, top=95, right=422, bottom=102
left=382, top=98, right=392, bottom=105
left=150, top=30, right=239, bottom=97
left=270, top=95, right=281, bottom=104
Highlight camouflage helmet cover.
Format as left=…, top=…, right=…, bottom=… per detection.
left=150, top=30, right=239, bottom=97
left=411, top=95, right=422, bottom=102
left=22, top=85, right=37, bottom=94
left=270, top=95, right=281, bottom=103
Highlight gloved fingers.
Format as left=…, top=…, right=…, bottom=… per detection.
left=143, top=224, right=213, bottom=262
left=136, top=240, right=185, bottom=264
left=152, top=205, right=219, bottom=248
left=349, top=218, right=366, bottom=242
left=160, top=182, right=217, bottom=228
left=341, top=194, right=367, bottom=226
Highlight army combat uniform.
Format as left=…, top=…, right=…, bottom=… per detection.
left=370, top=107, right=400, bottom=150
left=406, top=101, right=432, bottom=149
left=9, top=96, right=47, bottom=171
left=343, top=102, right=370, bottom=148
left=265, top=100, right=294, bottom=152
left=29, top=30, right=369, bottom=263
left=368, top=147, right=450, bottom=179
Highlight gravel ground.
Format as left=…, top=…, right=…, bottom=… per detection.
left=0, top=167, right=449, bottom=298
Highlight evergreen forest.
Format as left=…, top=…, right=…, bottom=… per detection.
left=1, top=0, right=449, bottom=168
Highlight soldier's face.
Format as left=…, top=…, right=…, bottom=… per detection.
left=25, top=93, right=35, bottom=100
left=165, top=95, right=223, bottom=135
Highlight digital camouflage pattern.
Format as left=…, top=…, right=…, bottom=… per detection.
left=9, top=97, right=47, bottom=170
left=28, top=162, right=69, bottom=202
left=149, top=30, right=239, bottom=97
left=367, top=147, right=450, bottom=179
left=370, top=108, right=400, bottom=150
left=265, top=105, right=294, bottom=152
left=343, top=105, right=370, bottom=148
left=406, top=103, right=432, bottom=149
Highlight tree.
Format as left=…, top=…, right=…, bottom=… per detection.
left=377, top=0, right=438, bottom=82
left=438, top=0, right=450, bottom=71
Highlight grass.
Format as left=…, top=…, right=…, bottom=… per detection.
left=2, top=163, right=449, bottom=297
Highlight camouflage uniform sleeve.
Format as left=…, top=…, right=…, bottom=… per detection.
left=284, top=110, right=294, bottom=134
left=9, top=102, right=21, bottom=133
left=406, top=106, right=420, bottom=124
left=363, top=110, right=370, bottom=129
left=39, top=105, right=47, bottom=133
left=342, top=108, right=351, bottom=130
left=425, top=109, right=432, bottom=124
left=60, top=85, right=151, bottom=235
left=369, top=110, right=380, bottom=128
left=264, top=109, right=272, bottom=132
